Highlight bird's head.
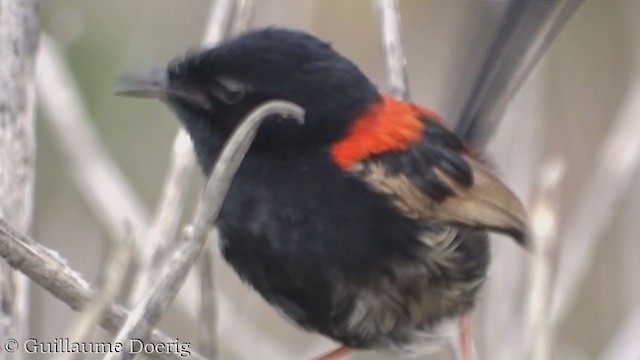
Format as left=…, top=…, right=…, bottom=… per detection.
left=117, top=27, right=381, bottom=153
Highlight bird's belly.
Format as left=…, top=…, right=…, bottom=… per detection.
left=215, top=155, right=488, bottom=352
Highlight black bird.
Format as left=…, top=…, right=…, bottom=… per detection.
left=117, top=27, right=527, bottom=359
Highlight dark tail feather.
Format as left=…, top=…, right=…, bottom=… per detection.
left=455, top=0, right=584, bottom=148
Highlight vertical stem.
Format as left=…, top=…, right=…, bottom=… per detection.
left=373, top=0, right=410, bottom=100
left=0, top=0, right=39, bottom=358
left=230, top=0, right=255, bottom=36
left=526, top=160, right=563, bottom=360
left=198, top=230, right=220, bottom=358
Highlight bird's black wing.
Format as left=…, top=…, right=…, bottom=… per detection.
left=349, top=114, right=528, bottom=246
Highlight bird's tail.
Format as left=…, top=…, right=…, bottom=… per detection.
left=455, top=0, right=584, bottom=149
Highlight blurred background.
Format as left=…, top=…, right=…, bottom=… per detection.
left=30, top=0, right=639, bottom=359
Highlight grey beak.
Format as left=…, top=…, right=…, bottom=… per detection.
left=115, top=69, right=213, bottom=110
left=114, top=69, right=169, bottom=100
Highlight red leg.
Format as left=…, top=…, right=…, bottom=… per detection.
left=459, top=314, right=472, bottom=360
left=313, top=346, right=352, bottom=360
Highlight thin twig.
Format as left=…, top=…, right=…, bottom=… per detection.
left=456, top=0, right=584, bottom=147
left=550, top=74, right=640, bottom=326
left=197, top=1, right=254, bottom=356
left=526, top=160, right=564, bottom=360
left=0, top=0, right=39, bottom=356
left=198, top=230, right=220, bottom=358
left=373, top=0, right=410, bottom=100
left=230, top=0, right=255, bottom=36
left=59, top=229, right=135, bottom=360
left=130, top=0, right=241, bottom=306
left=36, top=34, right=150, bottom=245
left=0, top=218, right=210, bottom=360
left=129, top=131, right=195, bottom=304
left=202, top=0, right=236, bottom=46
left=107, top=101, right=305, bottom=360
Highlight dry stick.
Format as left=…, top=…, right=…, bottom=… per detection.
left=0, top=0, right=39, bottom=358
left=106, top=101, right=305, bottom=360
left=0, top=218, right=210, bottom=360
left=129, top=131, right=195, bottom=303
left=526, top=160, right=564, bottom=360
left=230, top=0, right=255, bottom=36
left=198, top=230, right=221, bottom=358
left=550, top=76, right=640, bottom=326
left=202, top=0, right=236, bottom=45
left=59, top=230, right=135, bottom=360
left=197, top=1, right=254, bottom=357
left=129, top=2, right=249, bottom=358
left=373, top=0, right=410, bottom=101
left=36, top=34, right=150, bottom=246
left=130, top=0, right=240, bottom=304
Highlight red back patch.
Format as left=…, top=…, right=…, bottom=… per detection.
left=330, top=96, right=441, bottom=169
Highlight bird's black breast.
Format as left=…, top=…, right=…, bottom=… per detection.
left=216, top=149, right=422, bottom=324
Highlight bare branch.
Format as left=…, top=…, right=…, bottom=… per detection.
left=130, top=1, right=243, bottom=306
left=0, top=218, right=210, bottom=360
left=526, top=160, right=564, bottom=360
left=373, top=0, right=410, bottom=101
left=230, top=0, right=255, bottom=36
left=202, top=0, right=236, bottom=46
left=550, top=77, right=640, bottom=326
left=107, top=101, right=304, bottom=360
left=129, top=131, right=194, bottom=304
left=196, top=2, right=255, bottom=356
left=198, top=230, right=220, bottom=358
left=0, top=0, right=39, bottom=356
left=456, top=0, right=584, bottom=147
left=36, top=34, right=150, bottom=245
left=60, top=231, right=135, bottom=360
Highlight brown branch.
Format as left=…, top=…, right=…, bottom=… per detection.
left=373, top=0, right=410, bottom=100
left=0, top=0, right=39, bottom=357
left=107, top=101, right=305, bottom=360
left=0, top=218, right=210, bottom=360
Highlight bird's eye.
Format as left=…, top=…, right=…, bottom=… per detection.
left=213, top=77, right=246, bottom=104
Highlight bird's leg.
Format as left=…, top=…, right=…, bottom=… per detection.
left=459, top=313, right=472, bottom=360
left=313, top=346, right=352, bottom=360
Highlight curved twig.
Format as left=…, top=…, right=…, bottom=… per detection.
left=107, top=101, right=304, bottom=360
